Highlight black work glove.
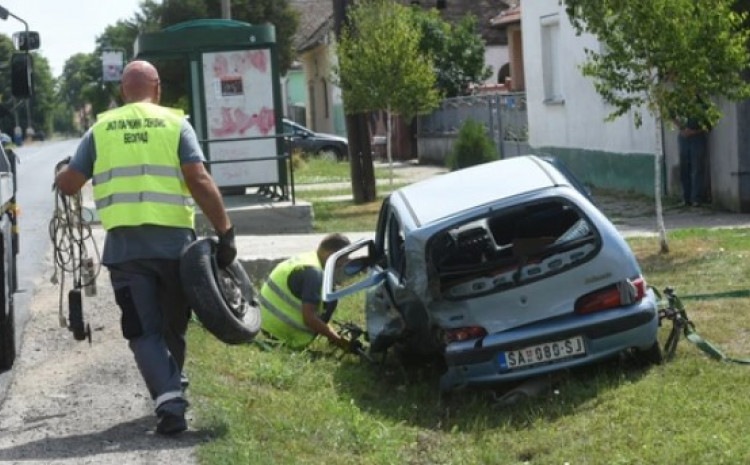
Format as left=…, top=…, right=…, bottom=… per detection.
left=216, top=226, right=237, bottom=269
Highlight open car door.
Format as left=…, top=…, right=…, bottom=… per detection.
left=322, top=238, right=385, bottom=302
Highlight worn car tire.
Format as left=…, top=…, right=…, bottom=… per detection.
left=180, top=238, right=261, bottom=344
left=318, top=146, right=344, bottom=162
left=631, top=341, right=663, bottom=367
left=0, top=305, right=15, bottom=371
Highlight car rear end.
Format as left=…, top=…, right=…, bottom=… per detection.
left=423, top=189, right=659, bottom=392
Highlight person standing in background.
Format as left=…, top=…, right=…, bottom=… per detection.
left=675, top=105, right=712, bottom=207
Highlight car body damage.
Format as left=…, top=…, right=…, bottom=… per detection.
left=323, top=155, right=660, bottom=391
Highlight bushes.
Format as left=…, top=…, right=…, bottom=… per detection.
left=446, top=119, right=498, bottom=170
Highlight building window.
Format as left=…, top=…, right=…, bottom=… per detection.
left=540, top=14, right=563, bottom=104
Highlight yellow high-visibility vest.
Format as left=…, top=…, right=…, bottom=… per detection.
left=259, top=251, right=323, bottom=349
left=92, top=102, right=194, bottom=230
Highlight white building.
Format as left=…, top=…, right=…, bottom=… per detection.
left=522, top=0, right=659, bottom=195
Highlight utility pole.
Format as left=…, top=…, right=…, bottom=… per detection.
left=333, top=0, right=376, bottom=203
left=221, top=0, right=231, bottom=19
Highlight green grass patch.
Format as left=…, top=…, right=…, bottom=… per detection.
left=299, top=184, right=407, bottom=232
left=187, top=228, right=750, bottom=464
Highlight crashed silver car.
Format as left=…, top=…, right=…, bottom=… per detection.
left=323, top=155, right=661, bottom=391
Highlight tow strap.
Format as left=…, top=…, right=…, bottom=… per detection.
left=654, top=287, right=750, bottom=364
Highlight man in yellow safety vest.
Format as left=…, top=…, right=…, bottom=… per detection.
left=55, top=60, right=236, bottom=436
left=259, top=233, right=352, bottom=350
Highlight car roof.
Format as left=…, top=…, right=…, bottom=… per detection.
left=394, top=155, right=573, bottom=227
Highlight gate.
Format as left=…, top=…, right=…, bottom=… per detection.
left=417, top=92, right=529, bottom=163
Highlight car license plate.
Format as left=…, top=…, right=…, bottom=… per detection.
left=498, top=336, right=586, bottom=370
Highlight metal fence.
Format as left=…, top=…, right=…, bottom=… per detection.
left=417, top=92, right=529, bottom=160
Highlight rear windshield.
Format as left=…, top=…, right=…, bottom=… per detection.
left=428, top=199, right=600, bottom=300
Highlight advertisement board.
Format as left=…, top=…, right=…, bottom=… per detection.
left=202, top=49, right=279, bottom=187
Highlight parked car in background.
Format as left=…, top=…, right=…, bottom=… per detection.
left=323, top=155, right=661, bottom=392
left=282, top=118, right=348, bottom=161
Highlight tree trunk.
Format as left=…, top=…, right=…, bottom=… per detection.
left=654, top=111, right=670, bottom=254
left=347, top=113, right=376, bottom=203
left=334, top=0, right=376, bottom=204
left=387, top=107, right=394, bottom=185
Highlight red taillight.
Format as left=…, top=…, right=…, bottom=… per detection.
left=575, top=276, right=646, bottom=315
left=445, top=326, right=487, bottom=343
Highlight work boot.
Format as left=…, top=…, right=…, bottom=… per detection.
left=156, top=411, right=187, bottom=435
left=155, top=398, right=189, bottom=436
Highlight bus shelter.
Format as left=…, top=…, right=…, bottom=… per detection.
left=134, top=19, right=292, bottom=200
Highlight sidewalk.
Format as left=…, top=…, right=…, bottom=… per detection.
left=595, top=194, right=750, bottom=238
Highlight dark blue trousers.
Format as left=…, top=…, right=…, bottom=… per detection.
left=678, top=133, right=708, bottom=205
left=108, top=259, right=190, bottom=416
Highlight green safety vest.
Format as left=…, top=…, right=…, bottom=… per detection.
left=91, top=102, right=194, bottom=230
left=259, top=251, right=323, bottom=349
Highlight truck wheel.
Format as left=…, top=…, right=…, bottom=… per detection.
left=0, top=305, right=15, bottom=371
left=180, top=238, right=261, bottom=344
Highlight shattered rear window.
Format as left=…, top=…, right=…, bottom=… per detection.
left=428, top=198, right=600, bottom=300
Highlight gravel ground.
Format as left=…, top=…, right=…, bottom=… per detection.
left=0, top=159, right=748, bottom=465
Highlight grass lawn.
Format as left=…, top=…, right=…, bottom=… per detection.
left=186, top=228, right=750, bottom=464
left=292, top=158, right=411, bottom=231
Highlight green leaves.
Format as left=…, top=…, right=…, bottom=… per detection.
left=335, top=0, right=440, bottom=119
left=566, top=0, right=750, bottom=128
left=411, top=11, right=492, bottom=98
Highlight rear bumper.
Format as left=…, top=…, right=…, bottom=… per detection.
left=439, top=296, right=659, bottom=391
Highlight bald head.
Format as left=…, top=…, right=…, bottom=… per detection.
left=120, top=60, right=160, bottom=104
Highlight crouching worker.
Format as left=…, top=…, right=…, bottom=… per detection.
left=259, top=233, right=352, bottom=350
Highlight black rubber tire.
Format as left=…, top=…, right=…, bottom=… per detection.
left=180, top=238, right=261, bottom=344
left=632, top=341, right=664, bottom=367
left=318, top=146, right=344, bottom=162
left=0, top=305, right=15, bottom=372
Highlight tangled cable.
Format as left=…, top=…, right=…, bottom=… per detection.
left=49, top=186, right=101, bottom=329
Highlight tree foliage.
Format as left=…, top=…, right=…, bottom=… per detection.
left=565, top=0, right=750, bottom=254
left=0, top=34, right=55, bottom=136
left=565, top=0, right=750, bottom=129
left=411, top=9, right=492, bottom=98
left=335, top=0, right=440, bottom=120
left=157, top=0, right=299, bottom=75
left=335, top=0, right=441, bottom=192
left=29, top=54, right=56, bottom=134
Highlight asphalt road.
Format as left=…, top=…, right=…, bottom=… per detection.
left=0, top=139, right=82, bottom=398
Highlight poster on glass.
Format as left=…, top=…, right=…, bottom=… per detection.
left=202, top=49, right=278, bottom=187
